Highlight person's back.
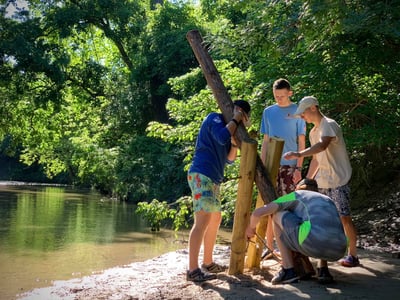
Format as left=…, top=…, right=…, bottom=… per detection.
left=275, top=190, right=347, bottom=261
left=189, top=112, right=232, bottom=184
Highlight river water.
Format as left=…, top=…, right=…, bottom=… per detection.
left=0, top=183, right=231, bottom=300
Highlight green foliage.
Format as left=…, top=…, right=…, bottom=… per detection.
left=147, top=59, right=259, bottom=175
left=172, top=196, right=192, bottom=230
left=135, top=199, right=174, bottom=231
left=114, top=135, right=188, bottom=203
left=201, top=0, right=400, bottom=205
left=135, top=196, right=192, bottom=231
left=1, top=0, right=399, bottom=229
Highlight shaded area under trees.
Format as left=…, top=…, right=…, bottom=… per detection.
left=0, top=1, right=398, bottom=224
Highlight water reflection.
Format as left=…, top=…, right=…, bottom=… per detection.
left=0, top=184, right=200, bottom=300
left=2, top=186, right=147, bottom=252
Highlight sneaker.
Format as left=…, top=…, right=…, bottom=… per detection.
left=271, top=267, right=300, bottom=285
left=340, top=255, right=360, bottom=267
left=317, top=267, right=334, bottom=284
left=201, top=262, right=226, bottom=273
left=187, top=268, right=217, bottom=282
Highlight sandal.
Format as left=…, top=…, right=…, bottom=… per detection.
left=186, top=268, right=217, bottom=282
left=201, top=262, right=226, bottom=273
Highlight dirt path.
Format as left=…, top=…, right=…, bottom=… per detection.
left=18, top=245, right=400, bottom=300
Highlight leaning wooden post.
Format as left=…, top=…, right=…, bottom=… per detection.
left=246, top=137, right=284, bottom=268
left=186, top=29, right=277, bottom=205
left=229, top=139, right=257, bottom=275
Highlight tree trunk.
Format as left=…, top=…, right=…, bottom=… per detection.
left=186, top=30, right=277, bottom=203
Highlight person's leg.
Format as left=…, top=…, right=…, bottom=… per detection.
left=319, top=185, right=359, bottom=266
left=295, top=252, right=315, bottom=277
left=266, top=167, right=286, bottom=253
left=188, top=210, right=211, bottom=272
left=273, top=212, right=294, bottom=269
left=267, top=166, right=296, bottom=253
left=318, top=260, right=328, bottom=268
left=317, top=259, right=333, bottom=283
left=202, top=211, right=222, bottom=265
left=341, top=215, right=358, bottom=257
left=187, top=173, right=220, bottom=273
left=271, top=211, right=299, bottom=284
left=266, top=216, right=274, bottom=249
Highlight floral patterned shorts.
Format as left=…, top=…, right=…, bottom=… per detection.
left=319, top=184, right=351, bottom=216
left=277, top=165, right=297, bottom=196
left=187, top=172, right=221, bottom=213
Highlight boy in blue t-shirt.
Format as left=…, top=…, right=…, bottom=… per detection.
left=187, top=100, right=251, bottom=282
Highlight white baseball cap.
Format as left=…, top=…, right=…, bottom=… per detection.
left=293, top=96, right=319, bottom=116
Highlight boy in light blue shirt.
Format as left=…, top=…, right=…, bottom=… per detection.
left=260, top=78, right=306, bottom=253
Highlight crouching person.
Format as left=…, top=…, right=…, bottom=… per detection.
left=246, top=179, right=347, bottom=284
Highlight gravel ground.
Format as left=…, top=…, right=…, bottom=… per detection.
left=353, top=190, right=400, bottom=255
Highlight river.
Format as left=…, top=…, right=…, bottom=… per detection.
left=0, top=182, right=231, bottom=300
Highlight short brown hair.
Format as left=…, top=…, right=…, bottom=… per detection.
left=273, top=78, right=291, bottom=90
left=296, top=178, right=318, bottom=192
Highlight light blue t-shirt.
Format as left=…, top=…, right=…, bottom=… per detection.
left=260, top=103, right=306, bottom=165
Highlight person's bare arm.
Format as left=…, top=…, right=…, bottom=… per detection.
left=297, top=134, right=306, bottom=166
left=246, top=203, right=279, bottom=239
left=227, top=137, right=239, bottom=161
left=283, top=136, right=334, bottom=160
left=306, top=156, right=319, bottom=179
left=293, top=134, right=306, bottom=183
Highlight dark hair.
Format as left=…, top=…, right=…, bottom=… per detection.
left=296, top=178, right=318, bottom=192
left=273, top=78, right=291, bottom=90
left=233, top=100, right=251, bottom=114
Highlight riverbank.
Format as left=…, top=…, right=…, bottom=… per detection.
left=17, top=245, right=400, bottom=300
left=14, top=189, right=400, bottom=299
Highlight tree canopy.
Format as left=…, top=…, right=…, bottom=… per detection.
left=1, top=1, right=399, bottom=226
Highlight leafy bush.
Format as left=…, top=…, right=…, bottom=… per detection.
left=135, top=196, right=192, bottom=231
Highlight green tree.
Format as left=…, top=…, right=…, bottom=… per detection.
left=0, top=1, right=203, bottom=200
left=1, top=0, right=399, bottom=218
left=202, top=0, right=400, bottom=204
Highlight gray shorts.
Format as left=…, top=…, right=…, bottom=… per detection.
left=319, top=184, right=351, bottom=216
left=277, top=211, right=302, bottom=253
left=278, top=210, right=347, bottom=260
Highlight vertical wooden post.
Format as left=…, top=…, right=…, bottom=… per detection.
left=245, top=137, right=284, bottom=268
left=229, top=139, right=257, bottom=275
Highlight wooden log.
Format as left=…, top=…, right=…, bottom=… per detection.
left=186, top=29, right=277, bottom=204
left=228, top=140, right=258, bottom=275
left=246, top=137, right=284, bottom=268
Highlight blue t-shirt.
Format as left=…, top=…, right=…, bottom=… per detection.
left=260, top=103, right=306, bottom=165
left=189, top=113, right=232, bottom=184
